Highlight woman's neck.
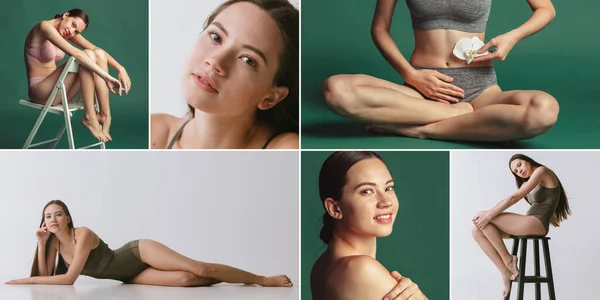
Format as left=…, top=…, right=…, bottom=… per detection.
left=49, top=18, right=60, bottom=29
left=53, top=227, right=74, bottom=244
left=330, top=230, right=377, bottom=259
left=183, top=110, right=262, bottom=149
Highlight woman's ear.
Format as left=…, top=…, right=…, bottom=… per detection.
left=324, top=197, right=343, bottom=220
left=257, top=86, right=289, bottom=110
left=62, top=12, right=69, bottom=20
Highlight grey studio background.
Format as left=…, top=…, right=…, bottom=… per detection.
left=0, top=151, right=299, bottom=300
left=150, top=0, right=299, bottom=117
left=451, top=151, right=598, bottom=300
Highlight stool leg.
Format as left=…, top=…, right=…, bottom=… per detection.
left=517, top=238, right=527, bottom=300
left=534, top=239, right=541, bottom=300
left=542, top=239, right=556, bottom=300
left=504, top=238, right=520, bottom=300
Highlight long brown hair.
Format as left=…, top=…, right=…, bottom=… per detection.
left=30, top=200, right=72, bottom=276
left=509, top=154, right=571, bottom=227
left=318, top=151, right=384, bottom=244
left=188, top=0, right=299, bottom=134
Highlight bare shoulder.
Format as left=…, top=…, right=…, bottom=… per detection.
left=332, top=255, right=398, bottom=299
left=265, top=132, right=299, bottom=149
left=74, top=227, right=98, bottom=247
left=151, top=113, right=185, bottom=149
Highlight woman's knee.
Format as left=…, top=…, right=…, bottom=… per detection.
left=82, top=49, right=97, bottom=63
left=472, top=225, right=485, bottom=240
left=196, top=263, right=217, bottom=278
left=321, top=75, right=362, bottom=115
left=176, top=271, right=198, bottom=287
left=522, top=92, right=559, bottom=133
left=92, top=48, right=107, bottom=63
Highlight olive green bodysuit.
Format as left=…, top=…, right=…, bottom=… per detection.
left=526, top=184, right=561, bottom=235
left=59, top=228, right=149, bottom=282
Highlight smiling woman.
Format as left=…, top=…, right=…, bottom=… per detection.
left=151, top=0, right=299, bottom=149
left=307, top=151, right=435, bottom=300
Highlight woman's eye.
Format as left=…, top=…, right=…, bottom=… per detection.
left=385, top=186, right=395, bottom=192
left=241, top=56, right=256, bottom=67
left=361, top=189, right=374, bottom=195
left=209, top=32, right=221, bottom=43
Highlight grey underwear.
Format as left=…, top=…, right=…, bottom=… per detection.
left=404, top=66, right=497, bottom=103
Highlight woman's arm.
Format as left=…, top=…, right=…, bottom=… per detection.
left=486, top=167, right=549, bottom=219
left=371, top=0, right=415, bottom=79
left=474, top=0, right=555, bottom=62
left=340, top=256, right=426, bottom=300
left=38, top=21, right=113, bottom=81
left=509, top=0, right=556, bottom=42
left=7, top=228, right=95, bottom=285
left=40, top=238, right=58, bottom=276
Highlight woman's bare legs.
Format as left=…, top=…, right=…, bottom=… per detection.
left=79, top=49, right=108, bottom=142
left=472, top=226, right=514, bottom=297
left=369, top=87, right=559, bottom=141
left=136, top=239, right=292, bottom=287
left=322, top=74, right=473, bottom=124
left=472, top=212, right=546, bottom=297
left=28, top=50, right=108, bottom=142
left=131, top=268, right=222, bottom=287
left=91, top=48, right=113, bottom=141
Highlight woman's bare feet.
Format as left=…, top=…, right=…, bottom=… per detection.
left=260, top=275, right=293, bottom=287
left=502, top=268, right=513, bottom=298
left=507, top=255, right=519, bottom=280
left=97, top=112, right=112, bottom=141
left=81, top=115, right=108, bottom=143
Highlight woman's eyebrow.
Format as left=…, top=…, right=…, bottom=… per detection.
left=211, top=22, right=268, bottom=66
left=353, top=179, right=394, bottom=191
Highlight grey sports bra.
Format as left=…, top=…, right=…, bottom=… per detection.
left=167, top=119, right=279, bottom=149
left=405, top=0, right=492, bottom=33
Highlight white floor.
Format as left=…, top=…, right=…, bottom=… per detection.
left=0, top=280, right=299, bottom=300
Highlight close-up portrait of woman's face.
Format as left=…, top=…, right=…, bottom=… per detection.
left=334, top=158, right=399, bottom=238
left=57, top=14, right=86, bottom=40
left=510, top=158, right=534, bottom=179
left=182, top=1, right=287, bottom=117
left=43, top=204, right=70, bottom=233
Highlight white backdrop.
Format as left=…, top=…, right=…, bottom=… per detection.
left=0, top=151, right=299, bottom=288
left=150, top=0, right=299, bottom=117
left=451, top=151, right=600, bottom=300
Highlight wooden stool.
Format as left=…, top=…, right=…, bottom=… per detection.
left=504, top=235, right=556, bottom=300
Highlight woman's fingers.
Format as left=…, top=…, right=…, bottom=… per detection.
left=431, top=93, right=459, bottom=103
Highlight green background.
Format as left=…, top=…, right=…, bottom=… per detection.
left=0, top=0, right=148, bottom=149
left=301, top=0, right=600, bottom=149
left=301, top=151, right=449, bottom=299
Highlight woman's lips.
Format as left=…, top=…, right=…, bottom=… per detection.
left=191, top=72, right=218, bottom=93
left=374, top=213, right=393, bottom=224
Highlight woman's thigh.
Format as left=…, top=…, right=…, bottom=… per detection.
left=29, top=62, right=80, bottom=104
left=471, top=87, right=556, bottom=110
left=130, top=267, right=219, bottom=287
left=490, top=212, right=546, bottom=236
left=327, top=74, right=426, bottom=99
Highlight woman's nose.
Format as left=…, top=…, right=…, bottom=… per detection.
left=204, top=51, right=228, bottom=76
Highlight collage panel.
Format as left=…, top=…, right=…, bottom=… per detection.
left=0, top=151, right=299, bottom=299
left=0, top=0, right=148, bottom=149
left=451, top=151, right=598, bottom=299
left=300, top=0, right=600, bottom=149
left=302, top=151, right=449, bottom=300
left=150, top=0, right=299, bottom=149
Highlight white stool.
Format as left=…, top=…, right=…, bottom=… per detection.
left=20, top=56, right=105, bottom=149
